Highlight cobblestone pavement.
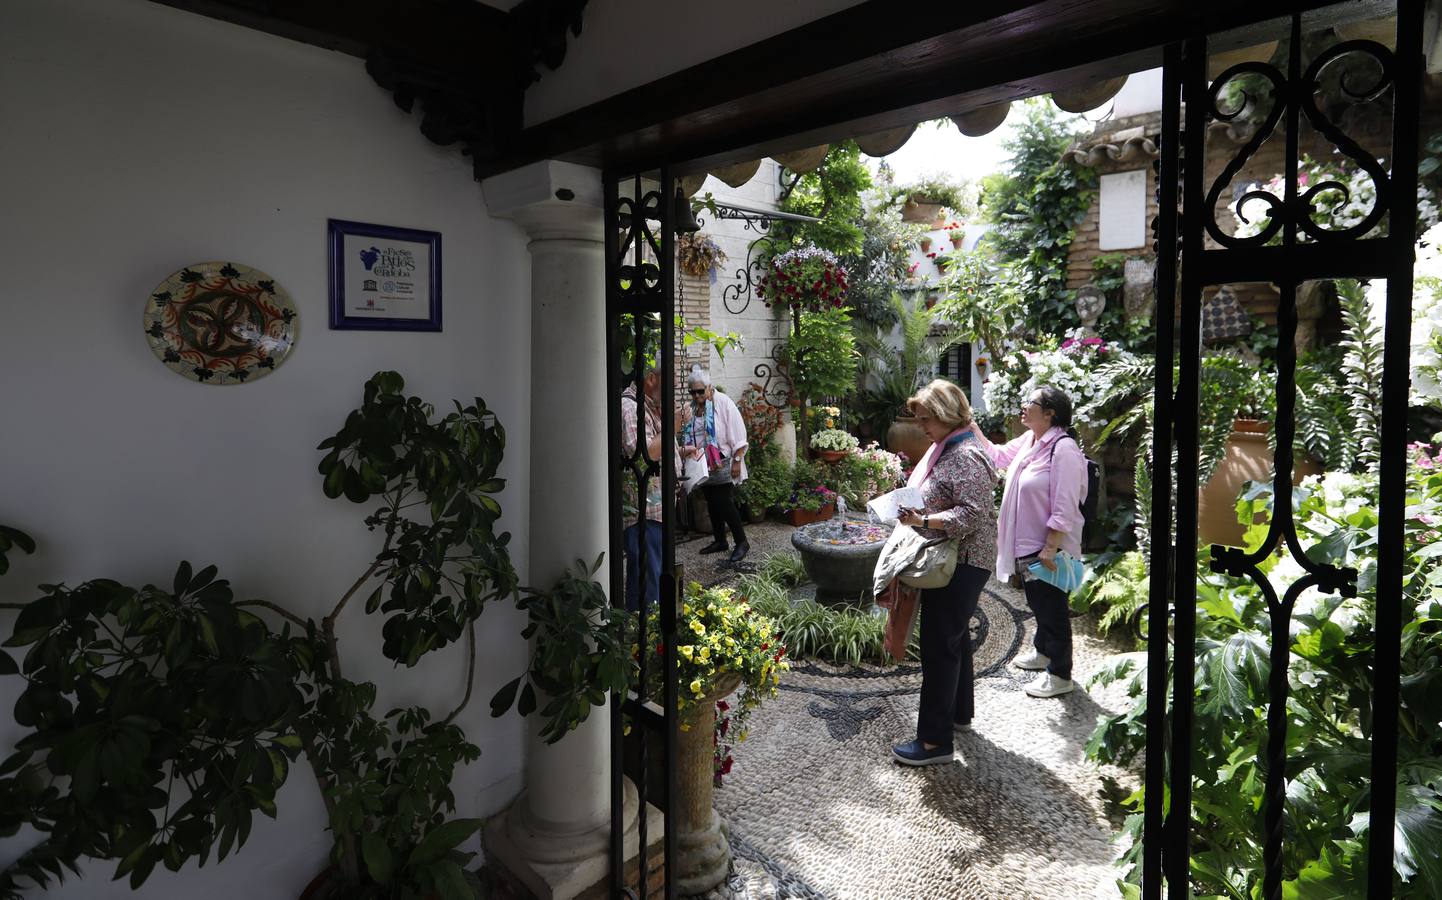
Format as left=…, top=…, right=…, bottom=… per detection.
left=677, top=523, right=1141, bottom=900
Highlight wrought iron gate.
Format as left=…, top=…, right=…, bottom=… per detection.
left=1146, top=3, right=1422, bottom=897
left=605, top=170, right=681, bottom=899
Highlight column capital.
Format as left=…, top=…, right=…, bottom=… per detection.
left=483, top=160, right=605, bottom=243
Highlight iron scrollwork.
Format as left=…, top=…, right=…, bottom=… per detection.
left=1205, top=35, right=1396, bottom=249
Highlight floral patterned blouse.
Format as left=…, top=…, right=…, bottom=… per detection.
left=914, top=439, right=999, bottom=571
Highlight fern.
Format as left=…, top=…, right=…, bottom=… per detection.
left=1338, top=278, right=1383, bottom=473
left=1083, top=551, right=1152, bottom=638
left=1294, top=364, right=1356, bottom=471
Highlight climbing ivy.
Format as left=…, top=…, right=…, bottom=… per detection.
left=769, top=141, right=871, bottom=258
left=980, top=100, right=1096, bottom=337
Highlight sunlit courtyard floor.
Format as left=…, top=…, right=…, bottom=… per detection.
left=678, top=521, right=1142, bottom=900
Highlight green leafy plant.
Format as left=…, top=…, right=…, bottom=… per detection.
left=1, top=372, right=522, bottom=899
left=489, top=556, right=632, bottom=744
left=1088, top=460, right=1442, bottom=897
left=933, top=246, right=1024, bottom=361
left=1338, top=278, right=1383, bottom=473
left=784, top=306, right=859, bottom=449
left=737, top=453, right=792, bottom=514
left=1070, top=550, right=1148, bottom=639
left=739, top=556, right=917, bottom=666
left=894, top=174, right=973, bottom=219
left=980, top=99, right=1095, bottom=337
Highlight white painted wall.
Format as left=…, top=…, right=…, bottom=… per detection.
left=701, top=161, right=789, bottom=399
left=0, top=0, right=534, bottom=895
left=525, top=0, right=867, bottom=127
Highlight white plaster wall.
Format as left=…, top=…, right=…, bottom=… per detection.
left=525, top=0, right=867, bottom=127
left=0, top=0, right=534, bottom=895
left=701, top=161, right=790, bottom=400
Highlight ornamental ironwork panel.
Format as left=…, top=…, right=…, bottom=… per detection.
left=1148, top=4, right=1421, bottom=898
left=606, top=170, right=681, bottom=900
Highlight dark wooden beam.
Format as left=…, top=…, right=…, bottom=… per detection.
left=146, top=0, right=511, bottom=65
left=476, top=0, right=1392, bottom=177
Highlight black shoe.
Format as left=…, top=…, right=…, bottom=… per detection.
left=700, top=541, right=729, bottom=554
left=729, top=542, right=750, bottom=563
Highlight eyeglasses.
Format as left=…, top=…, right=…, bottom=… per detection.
left=688, top=389, right=706, bottom=396
left=1021, top=399, right=1041, bottom=411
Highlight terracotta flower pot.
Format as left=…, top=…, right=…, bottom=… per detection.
left=674, top=675, right=743, bottom=895
left=785, top=504, right=835, bottom=527
left=815, top=449, right=849, bottom=463
left=901, top=197, right=944, bottom=224
left=1198, top=419, right=1323, bottom=547
left=950, top=234, right=964, bottom=249
left=919, top=236, right=933, bottom=252
left=886, top=415, right=930, bottom=468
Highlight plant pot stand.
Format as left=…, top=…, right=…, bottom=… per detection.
left=674, top=676, right=742, bottom=895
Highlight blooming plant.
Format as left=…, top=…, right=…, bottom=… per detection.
left=810, top=428, right=859, bottom=453
left=1363, top=221, right=1442, bottom=407
left=737, top=382, right=783, bottom=447
left=1234, top=155, right=1441, bottom=243
left=805, top=404, right=842, bottom=432
left=982, top=330, right=1139, bottom=431
left=643, top=584, right=787, bottom=730
left=756, top=246, right=850, bottom=312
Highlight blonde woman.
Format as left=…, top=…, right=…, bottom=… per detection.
left=891, top=380, right=998, bottom=766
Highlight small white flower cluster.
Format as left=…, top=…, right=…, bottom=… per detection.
left=1363, top=221, right=1442, bottom=408
left=810, top=428, right=859, bottom=452
left=1233, top=160, right=1440, bottom=241
left=980, top=332, right=1141, bottom=428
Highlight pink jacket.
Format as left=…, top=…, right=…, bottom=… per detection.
left=980, top=426, right=1087, bottom=578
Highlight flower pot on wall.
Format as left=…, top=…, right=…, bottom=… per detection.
left=1198, top=419, right=1324, bottom=547
left=901, top=196, right=944, bottom=224
left=919, top=236, right=933, bottom=252
left=886, top=415, right=930, bottom=469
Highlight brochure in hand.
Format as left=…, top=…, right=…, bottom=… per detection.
left=866, top=486, right=925, bottom=525
left=1027, top=550, right=1085, bottom=593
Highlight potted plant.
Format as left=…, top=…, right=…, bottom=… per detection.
left=736, top=450, right=790, bottom=523
left=677, top=232, right=728, bottom=279
left=0, top=372, right=527, bottom=900
left=641, top=584, right=786, bottom=894
left=919, top=235, right=933, bottom=252
left=810, top=427, right=859, bottom=463
left=894, top=176, right=970, bottom=225
left=782, top=461, right=837, bottom=526
left=947, top=221, right=965, bottom=249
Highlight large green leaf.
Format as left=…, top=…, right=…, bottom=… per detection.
left=1394, top=784, right=1442, bottom=888
left=1198, top=633, right=1269, bottom=717
left=361, top=831, right=395, bottom=884
left=407, top=818, right=482, bottom=867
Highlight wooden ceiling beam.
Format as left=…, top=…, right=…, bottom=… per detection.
left=475, top=0, right=1394, bottom=177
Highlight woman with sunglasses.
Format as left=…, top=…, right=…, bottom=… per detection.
left=681, top=366, right=750, bottom=563
left=973, top=385, right=1088, bottom=699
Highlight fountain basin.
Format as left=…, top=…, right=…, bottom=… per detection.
left=790, top=519, right=893, bottom=607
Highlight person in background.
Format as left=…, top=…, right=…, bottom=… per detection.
left=620, top=368, right=683, bottom=610
left=975, top=385, right=1088, bottom=699
left=890, top=379, right=998, bottom=766
left=680, top=366, right=750, bottom=563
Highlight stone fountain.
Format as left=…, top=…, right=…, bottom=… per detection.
left=789, top=498, right=893, bottom=607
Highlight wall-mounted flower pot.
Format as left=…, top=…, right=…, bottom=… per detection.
left=950, top=234, right=965, bottom=249
left=919, top=236, right=933, bottom=252
left=902, top=196, right=944, bottom=224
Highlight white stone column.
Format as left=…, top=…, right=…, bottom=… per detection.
left=481, top=161, right=651, bottom=899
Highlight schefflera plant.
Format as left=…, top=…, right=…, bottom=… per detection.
left=0, top=371, right=519, bottom=900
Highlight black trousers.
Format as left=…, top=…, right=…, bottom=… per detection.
left=916, top=563, right=991, bottom=746
left=1024, top=578, right=1073, bottom=680
left=701, top=482, right=747, bottom=547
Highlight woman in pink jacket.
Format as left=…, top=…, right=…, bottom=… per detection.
left=979, top=385, right=1088, bottom=699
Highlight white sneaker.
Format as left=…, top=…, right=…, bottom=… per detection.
left=1014, top=650, right=1051, bottom=671
left=1024, top=673, right=1074, bottom=698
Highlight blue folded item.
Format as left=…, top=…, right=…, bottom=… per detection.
left=1028, top=550, right=1085, bottom=593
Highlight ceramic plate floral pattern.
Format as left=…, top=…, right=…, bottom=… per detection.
left=143, top=262, right=298, bottom=384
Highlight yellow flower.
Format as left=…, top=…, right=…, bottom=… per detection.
left=698, top=646, right=711, bottom=662
left=680, top=722, right=691, bottom=732
left=679, top=646, right=694, bottom=662
left=690, top=620, right=706, bottom=636
left=690, top=678, right=703, bottom=696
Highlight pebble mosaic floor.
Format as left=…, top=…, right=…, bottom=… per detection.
left=676, top=521, right=1142, bottom=900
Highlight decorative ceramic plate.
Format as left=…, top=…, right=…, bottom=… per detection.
left=143, top=262, right=298, bottom=384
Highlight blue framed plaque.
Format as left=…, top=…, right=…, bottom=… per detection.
left=328, top=219, right=442, bottom=331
